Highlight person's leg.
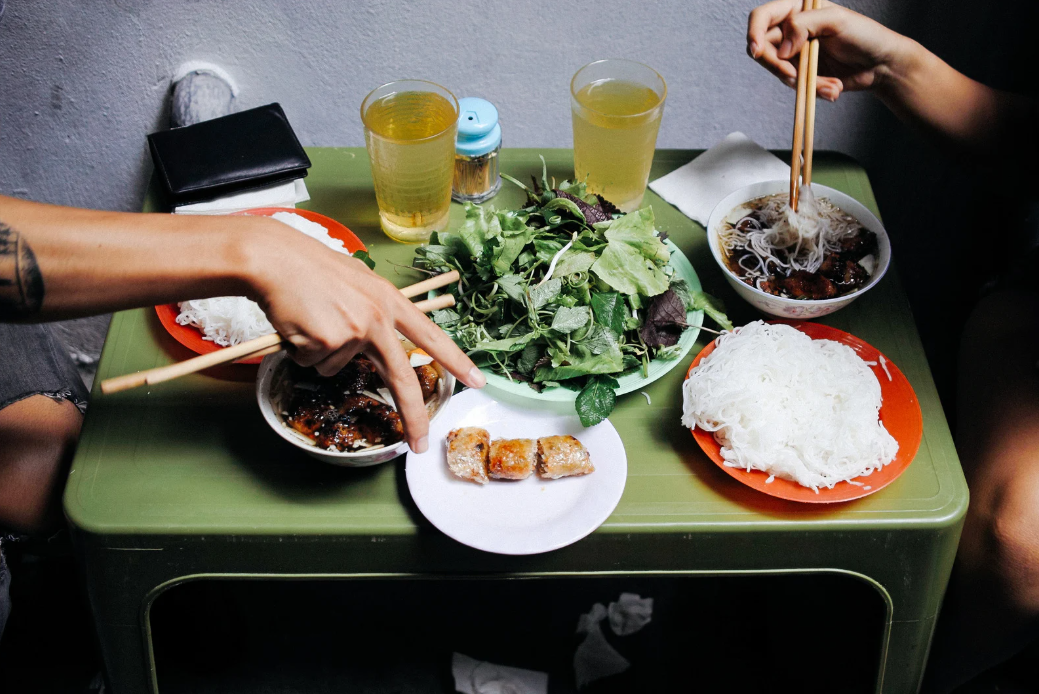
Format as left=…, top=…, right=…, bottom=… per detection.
left=0, top=395, right=82, bottom=534
left=0, top=322, right=88, bottom=535
left=924, top=290, right=1039, bottom=692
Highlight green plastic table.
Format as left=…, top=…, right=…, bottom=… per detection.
left=65, top=148, right=968, bottom=694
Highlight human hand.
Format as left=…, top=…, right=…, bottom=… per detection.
left=247, top=220, right=485, bottom=454
left=746, top=0, right=911, bottom=101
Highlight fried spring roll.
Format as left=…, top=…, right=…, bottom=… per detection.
left=536, top=435, right=594, bottom=479
left=488, top=438, right=536, bottom=480
left=446, top=427, right=490, bottom=484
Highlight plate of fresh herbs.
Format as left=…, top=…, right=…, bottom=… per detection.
left=414, top=161, right=731, bottom=426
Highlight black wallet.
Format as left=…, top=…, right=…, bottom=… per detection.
left=147, top=103, right=311, bottom=206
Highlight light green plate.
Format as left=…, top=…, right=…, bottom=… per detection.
left=440, top=240, right=703, bottom=406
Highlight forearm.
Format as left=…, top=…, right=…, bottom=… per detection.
left=0, top=195, right=276, bottom=321
left=877, top=39, right=1038, bottom=162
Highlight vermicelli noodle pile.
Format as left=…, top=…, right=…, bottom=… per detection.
left=717, top=187, right=860, bottom=278
left=681, top=321, right=897, bottom=491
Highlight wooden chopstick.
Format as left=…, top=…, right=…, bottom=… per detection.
left=802, top=0, right=822, bottom=188
left=789, top=0, right=817, bottom=212
left=100, top=270, right=461, bottom=395
left=399, top=269, right=459, bottom=299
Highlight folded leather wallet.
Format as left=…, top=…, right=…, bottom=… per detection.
left=147, top=103, right=311, bottom=206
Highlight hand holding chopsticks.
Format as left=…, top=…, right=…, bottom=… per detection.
left=789, top=0, right=822, bottom=211
left=100, top=270, right=461, bottom=394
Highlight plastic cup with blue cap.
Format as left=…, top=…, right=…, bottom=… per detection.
left=452, top=97, right=502, bottom=203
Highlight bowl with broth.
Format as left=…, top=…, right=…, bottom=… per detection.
left=707, top=181, right=891, bottom=319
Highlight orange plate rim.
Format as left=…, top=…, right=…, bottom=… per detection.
left=685, top=320, right=923, bottom=504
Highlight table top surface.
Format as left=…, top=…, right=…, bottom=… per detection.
left=64, top=147, right=968, bottom=539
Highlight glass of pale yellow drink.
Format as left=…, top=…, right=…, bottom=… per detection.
left=571, top=60, right=667, bottom=212
left=361, top=80, right=459, bottom=243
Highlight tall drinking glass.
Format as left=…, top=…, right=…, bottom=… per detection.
left=571, top=60, right=667, bottom=212
left=361, top=80, right=458, bottom=243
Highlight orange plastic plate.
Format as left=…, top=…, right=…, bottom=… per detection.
left=686, top=321, right=923, bottom=503
left=155, top=207, right=366, bottom=365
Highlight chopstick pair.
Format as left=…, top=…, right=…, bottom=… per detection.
left=789, top=0, right=822, bottom=212
left=99, top=270, right=461, bottom=395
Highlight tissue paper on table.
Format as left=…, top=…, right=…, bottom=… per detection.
left=173, top=178, right=310, bottom=215
left=574, top=603, right=630, bottom=689
left=648, top=131, right=790, bottom=226
left=607, top=592, right=653, bottom=636
left=452, top=652, right=548, bottom=694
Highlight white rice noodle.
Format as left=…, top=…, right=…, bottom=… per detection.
left=175, top=296, right=274, bottom=347
left=176, top=212, right=350, bottom=346
left=681, top=321, right=898, bottom=491
left=718, top=187, right=862, bottom=280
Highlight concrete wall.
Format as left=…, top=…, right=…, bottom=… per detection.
left=0, top=0, right=906, bottom=211
left=1, top=0, right=1037, bottom=406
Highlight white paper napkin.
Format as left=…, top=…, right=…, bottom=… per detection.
left=452, top=653, right=548, bottom=694
left=173, top=178, right=310, bottom=215
left=649, top=132, right=789, bottom=226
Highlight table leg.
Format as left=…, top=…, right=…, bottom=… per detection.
left=76, top=542, right=177, bottom=694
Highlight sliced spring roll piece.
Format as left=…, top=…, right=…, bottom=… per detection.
left=446, top=427, right=490, bottom=484
left=488, top=438, right=536, bottom=480
left=536, top=435, right=594, bottom=479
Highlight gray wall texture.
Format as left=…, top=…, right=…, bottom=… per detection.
left=1, top=0, right=1037, bottom=407
left=0, top=0, right=906, bottom=211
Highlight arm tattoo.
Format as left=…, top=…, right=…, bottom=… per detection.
left=0, top=222, right=44, bottom=319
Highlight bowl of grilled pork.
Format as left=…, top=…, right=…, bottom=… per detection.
left=256, top=341, right=455, bottom=466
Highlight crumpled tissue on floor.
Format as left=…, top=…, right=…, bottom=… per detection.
left=607, top=592, right=654, bottom=636
left=452, top=652, right=548, bottom=694
left=573, top=602, right=631, bottom=689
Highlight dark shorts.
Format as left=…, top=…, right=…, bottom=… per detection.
left=0, top=540, right=9, bottom=644
left=0, top=322, right=89, bottom=414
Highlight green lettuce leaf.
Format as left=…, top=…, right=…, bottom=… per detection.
left=590, top=207, right=671, bottom=297
left=688, top=290, right=734, bottom=331
left=469, top=333, right=534, bottom=353
left=553, top=250, right=597, bottom=278
left=529, top=278, right=562, bottom=309
left=551, top=305, right=591, bottom=334
left=534, top=343, right=624, bottom=382
left=497, top=274, right=527, bottom=304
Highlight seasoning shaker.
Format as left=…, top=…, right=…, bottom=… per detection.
left=452, top=97, right=501, bottom=203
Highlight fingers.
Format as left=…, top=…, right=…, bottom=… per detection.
left=283, top=332, right=329, bottom=367
left=747, top=0, right=802, bottom=58
left=366, top=328, right=430, bottom=453
left=778, top=6, right=846, bottom=60
left=754, top=37, right=799, bottom=87
left=313, top=339, right=363, bottom=377
left=817, top=75, right=843, bottom=100
left=393, top=294, right=486, bottom=390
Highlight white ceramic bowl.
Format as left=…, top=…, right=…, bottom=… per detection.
left=256, top=348, right=455, bottom=467
left=706, top=180, right=891, bottom=319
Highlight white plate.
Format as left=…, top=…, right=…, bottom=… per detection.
left=406, top=389, right=627, bottom=555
